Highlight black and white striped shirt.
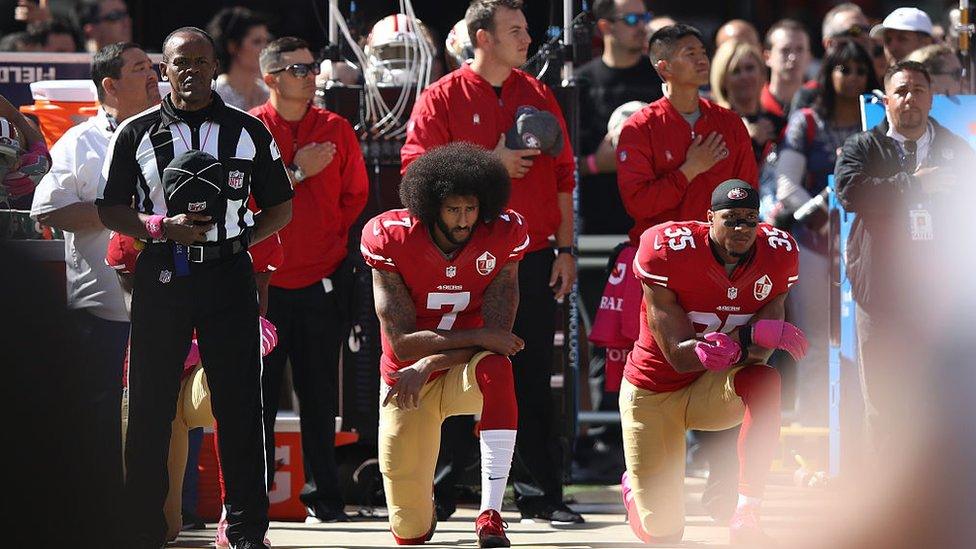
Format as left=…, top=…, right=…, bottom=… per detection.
left=96, top=92, right=293, bottom=242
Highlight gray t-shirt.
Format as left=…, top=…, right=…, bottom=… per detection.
left=680, top=108, right=701, bottom=128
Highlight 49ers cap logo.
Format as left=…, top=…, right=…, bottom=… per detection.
left=476, top=251, right=496, bottom=275
left=728, top=188, right=748, bottom=200
left=188, top=201, right=206, bottom=212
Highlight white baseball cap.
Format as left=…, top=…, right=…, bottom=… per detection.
left=870, top=7, right=934, bottom=38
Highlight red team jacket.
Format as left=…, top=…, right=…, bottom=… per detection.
left=626, top=221, right=799, bottom=392
left=360, top=208, right=530, bottom=386
left=401, top=64, right=574, bottom=253
left=250, top=103, right=369, bottom=289
left=616, top=97, right=759, bottom=245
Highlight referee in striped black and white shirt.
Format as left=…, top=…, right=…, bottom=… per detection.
left=96, top=27, right=292, bottom=549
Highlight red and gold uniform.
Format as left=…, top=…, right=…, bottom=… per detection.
left=620, top=220, right=798, bottom=539
left=360, top=208, right=528, bottom=542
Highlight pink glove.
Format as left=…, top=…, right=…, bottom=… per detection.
left=749, top=320, right=809, bottom=360
left=184, top=339, right=201, bottom=368
left=694, top=332, right=742, bottom=371
left=260, top=316, right=278, bottom=357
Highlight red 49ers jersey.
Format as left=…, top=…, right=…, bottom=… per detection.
left=361, top=208, right=530, bottom=385
left=626, top=221, right=799, bottom=392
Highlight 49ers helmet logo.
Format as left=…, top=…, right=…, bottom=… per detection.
left=476, top=251, right=496, bottom=275
left=754, top=274, right=772, bottom=300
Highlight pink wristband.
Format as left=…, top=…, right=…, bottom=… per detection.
left=145, top=214, right=165, bottom=240
left=586, top=154, right=599, bottom=174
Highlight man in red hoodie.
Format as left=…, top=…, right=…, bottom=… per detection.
left=251, top=36, right=368, bottom=522
left=401, top=0, right=581, bottom=524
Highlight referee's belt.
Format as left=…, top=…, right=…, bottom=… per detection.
left=147, top=234, right=249, bottom=263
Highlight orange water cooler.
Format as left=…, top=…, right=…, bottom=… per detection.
left=19, top=80, right=99, bottom=147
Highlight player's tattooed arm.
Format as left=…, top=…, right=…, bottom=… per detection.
left=644, top=283, right=708, bottom=373
left=372, top=269, right=486, bottom=361
left=477, top=262, right=525, bottom=355
left=482, top=262, right=519, bottom=330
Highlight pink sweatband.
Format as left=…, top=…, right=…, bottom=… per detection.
left=145, top=214, right=165, bottom=240
left=586, top=154, right=598, bottom=175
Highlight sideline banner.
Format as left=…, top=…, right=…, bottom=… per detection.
left=0, top=52, right=95, bottom=107
left=0, top=51, right=164, bottom=108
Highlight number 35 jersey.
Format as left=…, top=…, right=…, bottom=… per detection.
left=361, top=208, right=530, bottom=385
left=626, top=220, right=799, bottom=392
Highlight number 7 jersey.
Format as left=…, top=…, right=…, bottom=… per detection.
left=361, top=208, right=530, bottom=384
left=626, top=220, right=799, bottom=392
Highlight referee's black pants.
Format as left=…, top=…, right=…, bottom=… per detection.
left=510, top=248, right=564, bottom=507
left=262, top=280, right=344, bottom=512
left=125, top=248, right=268, bottom=547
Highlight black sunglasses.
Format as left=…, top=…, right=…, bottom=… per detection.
left=269, top=63, right=321, bottom=78
left=98, top=9, right=129, bottom=23
left=612, top=12, right=654, bottom=27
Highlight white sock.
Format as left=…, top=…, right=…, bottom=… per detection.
left=737, top=494, right=762, bottom=509
left=479, top=429, right=517, bottom=513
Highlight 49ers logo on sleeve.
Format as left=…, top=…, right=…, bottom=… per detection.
left=753, top=274, right=772, bottom=300
left=228, top=170, right=245, bottom=189
left=476, top=251, right=496, bottom=275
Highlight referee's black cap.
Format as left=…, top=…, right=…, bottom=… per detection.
left=162, top=150, right=224, bottom=220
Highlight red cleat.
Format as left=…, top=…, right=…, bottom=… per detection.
left=729, top=504, right=776, bottom=547
left=475, top=509, right=510, bottom=548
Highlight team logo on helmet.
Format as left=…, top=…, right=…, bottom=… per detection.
left=446, top=265, right=457, bottom=278
left=728, top=188, right=748, bottom=200
left=188, top=201, right=206, bottom=212
left=753, top=274, right=772, bottom=301
left=476, top=251, right=496, bottom=276
left=228, top=170, right=245, bottom=190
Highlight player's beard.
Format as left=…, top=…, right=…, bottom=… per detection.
left=435, top=217, right=472, bottom=246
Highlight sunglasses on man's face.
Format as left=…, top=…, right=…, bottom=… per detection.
left=98, top=9, right=129, bottom=23
left=270, top=63, right=321, bottom=78
left=612, top=12, right=654, bottom=27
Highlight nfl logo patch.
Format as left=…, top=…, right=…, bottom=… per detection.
left=188, top=201, right=206, bottom=212
left=728, top=287, right=737, bottom=300
left=446, top=265, right=457, bottom=278
left=228, top=170, right=245, bottom=189
left=753, top=275, right=772, bottom=300
left=473, top=114, right=481, bottom=125
left=159, top=269, right=172, bottom=284
left=476, top=251, right=496, bottom=275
